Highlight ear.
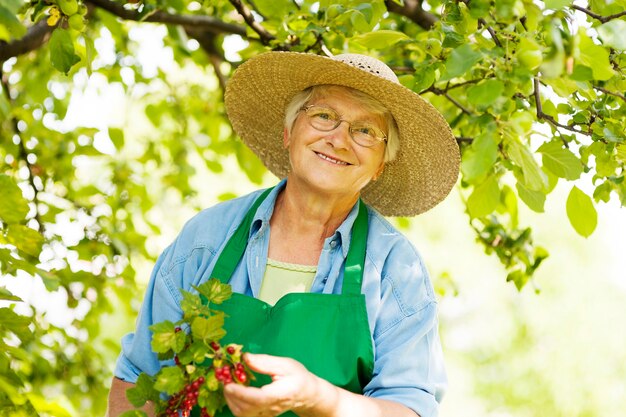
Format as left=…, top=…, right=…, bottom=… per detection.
left=372, top=161, right=385, bottom=181
left=283, top=127, right=290, bottom=148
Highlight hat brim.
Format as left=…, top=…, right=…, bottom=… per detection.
left=224, top=52, right=460, bottom=216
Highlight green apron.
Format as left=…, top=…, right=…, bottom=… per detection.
left=193, top=188, right=374, bottom=417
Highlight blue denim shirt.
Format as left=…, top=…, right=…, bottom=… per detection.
left=115, top=179, right=447, bottom=417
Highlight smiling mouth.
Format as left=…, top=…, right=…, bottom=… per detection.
left=315, top=152, right=350, bottom=166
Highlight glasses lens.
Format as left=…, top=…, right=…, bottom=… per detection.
left=351, top=123, right=385, bottom=147
left=305, top=106, right=338, bottom=131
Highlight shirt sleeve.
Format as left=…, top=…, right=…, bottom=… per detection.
left=362, top=244, right=447, bottom=417
left=114, top=244, right=184, bottom=382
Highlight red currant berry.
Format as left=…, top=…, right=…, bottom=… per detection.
left=226, top=345, right=236, bottom=354
left=210, top=341, right=220, bottom=350
left=175, top=327, right=182, bottom=332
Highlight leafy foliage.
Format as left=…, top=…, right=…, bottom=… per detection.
left=0, top=0, right=625, bottom=414
left=121, top=279, right=253, bottom=417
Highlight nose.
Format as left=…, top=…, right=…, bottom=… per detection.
left=325, top=120, right=352, bottom=147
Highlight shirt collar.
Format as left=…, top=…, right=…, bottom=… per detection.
left=249, top=178, right=363, bottom=259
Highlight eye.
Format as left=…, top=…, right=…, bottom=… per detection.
left=307, top=106, right=338, bottom=121
left=353, top=125, right=376, bottom=137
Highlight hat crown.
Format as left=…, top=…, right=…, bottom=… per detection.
left=332, top=54, right=399, bottom=85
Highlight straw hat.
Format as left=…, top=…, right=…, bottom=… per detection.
left=224, top=51, right=460, bottom=217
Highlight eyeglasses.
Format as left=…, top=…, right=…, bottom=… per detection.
left=300, top=105, right=388, bottom=148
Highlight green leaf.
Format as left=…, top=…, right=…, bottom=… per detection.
left=516, top=182, right=546, bottom=213
left=538, top=141, right=583, bottom=180
left=0, top=174, right=29, bottom=224
left=467, top=175, right=500, bottom=218
left=566, top=186, right=597, bottom=238
left=507, top=140, right=548, bottom=192
left=349, top=10, right=370, bottom=32
left=597, top=20, right=626, bottom=51
left=350, top=30, right=409, bottom=49
left=461, top=131, right=498, bottom=181
left=6, top=225, right=44, bottom=257
left=194, top=278, right=232, bottom=305
left=543, top=0, right=570, bottom=9
left=442, top=44, right=482, bottom=79
left=191, top=314, right=226, bottom=342
left=119, top=411, right=149, bottom=417
left=149, top=321, right=186, bottom=353
left=125, top=373, right=158, bottom=408
left=180, top=290, right=210, bottom=319
left=0, top=4, right=26, bottom=41
left=49, top=29, right=81, bottom=74
left=577, top=32, right=615, bottom=81
left=506, top=269, right=529, bottom=291
left=154, top=366, right=185, bottom=395
left=0, top=307, right=32, bottom=341
left=0, top=287, right=22, bottom=302
left=109, top=127, right=124, bottom=150
left=467, top=79, right=504, bottom=108
left=616, top=144, right=626, bottom=163
left=27, top=393, right=73, bottom=417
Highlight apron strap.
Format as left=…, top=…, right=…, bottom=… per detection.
left=210, top=186, right=369, bottom=296
left=211, top=187, right=274, bottom=284
left=341, top=200, right=368, bottom=296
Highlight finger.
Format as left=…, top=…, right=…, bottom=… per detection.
left=244, top=353, right=301, bottom=376
left=224, top=384, right=267, bottom=415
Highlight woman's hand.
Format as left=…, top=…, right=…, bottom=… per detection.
left=223, top=353, right=418, bottom=417
left=223, top=353, right=323, bottom=417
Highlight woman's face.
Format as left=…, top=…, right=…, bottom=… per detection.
left=283, top=87, right=386, bottom=200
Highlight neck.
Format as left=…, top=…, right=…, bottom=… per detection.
left=272, top=178, right=359, bottom=241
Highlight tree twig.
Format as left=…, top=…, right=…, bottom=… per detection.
left=533, top=78, right=591, bottom=136
left=185, top=28, right=228, bottom=92
left=424, top=85, right=474, bottom=115
left=86, top=0, right=247, bottom=34
left=0, top=19, right=55, bottom=62
left=228, top=0, right=275, bottom=45
left=383, top=0, right=438, bottom=30
left=478, top=18, right=502, bottom=48
left=593, top=86, right=626, bottom=103
left=571, top=5, right=626, bottom=23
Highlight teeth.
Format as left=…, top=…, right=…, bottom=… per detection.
left=317, top=152, right=348, bottom=165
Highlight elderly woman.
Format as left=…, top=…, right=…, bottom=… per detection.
left=108, top=52, right=459, bottom=417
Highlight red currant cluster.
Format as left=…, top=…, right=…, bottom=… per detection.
left=162, top=377, right=205, bottom=417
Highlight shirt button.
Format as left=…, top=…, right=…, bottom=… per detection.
left=330, top=240, right=337, bottom=248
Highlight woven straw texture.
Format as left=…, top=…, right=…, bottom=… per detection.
left=225, top=52, right=460, bottom=217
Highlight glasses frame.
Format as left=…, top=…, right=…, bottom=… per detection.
left=299, top=105, right=388, bottom=148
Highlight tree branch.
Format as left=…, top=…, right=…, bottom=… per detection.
left=533, top=78, right=591, bottom=136
left=424, top=85, right=474, bottom=115
left=384, top=0, right=438, bottom=30
left=228, top=0, right=275, bottom=45
left=185, top=28, right=228, bottom=92
left=85, top=0, right=247, bottom=35
left=571, top=5, right=626, bottom=23
left=1, top=69, right=43, bottom=233
left=0, top=19, right=55, bottom=62
left=593, top=85, right=626, bottom=103
left=478, top=18, right=502, bottom=48
left=0, top=0, right=251, bottom=61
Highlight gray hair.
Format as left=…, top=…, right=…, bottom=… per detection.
left=284, top=85, right=400, bottom=162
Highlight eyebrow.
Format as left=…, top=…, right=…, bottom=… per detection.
left=309, top=103, right=382, bottom=125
